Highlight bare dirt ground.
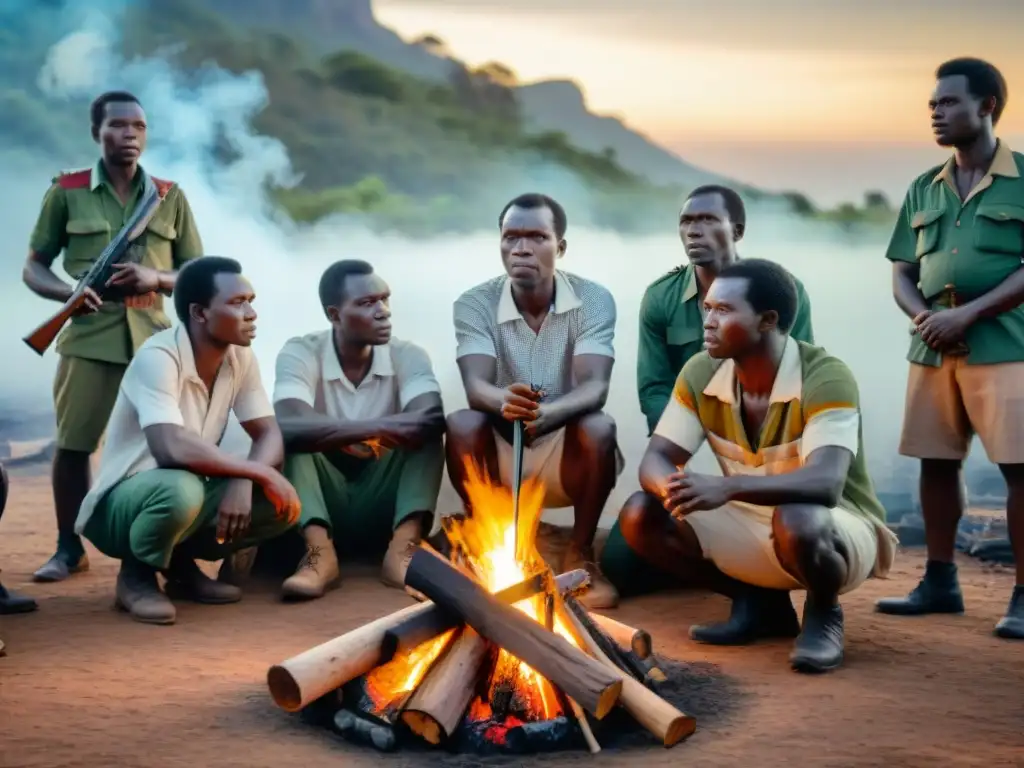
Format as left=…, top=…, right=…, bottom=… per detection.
left=2, top=472, right=1022, bottom=768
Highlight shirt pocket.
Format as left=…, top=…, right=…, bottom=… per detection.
left=910, top=209, right=944, bottom=259
left=974, top=204, right=1024, bottom=255
left=64, top=219, right=112, bottom=277
left=666, top=324, right=704, bottom=359
left=138, top=217, right=178, bottom=270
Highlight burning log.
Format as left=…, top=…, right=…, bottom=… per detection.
left=404, top=548, right=622, bottom=720
left=385, top=568, right=588, bottom=655
left=401, top=627, right=490, bottom=744
left=588, top=612, right=653, bottom=660
left=556, top=596, right=696, bottom=748
left=268, top=602, right=433, bottom=712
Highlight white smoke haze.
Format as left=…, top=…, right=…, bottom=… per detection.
left=3, top=1, right=991, bottom=525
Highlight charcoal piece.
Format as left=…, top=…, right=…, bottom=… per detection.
left=334, top=709, right=398, bottom=752
left=505, top=717, right=574, bottom=754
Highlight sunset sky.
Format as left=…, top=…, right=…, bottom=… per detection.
left=375, top=0, right=1024, bottom=206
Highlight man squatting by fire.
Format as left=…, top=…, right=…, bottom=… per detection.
left=21, top=90, right=203, bottom=584
left=445, top=193, right=623, bottom=610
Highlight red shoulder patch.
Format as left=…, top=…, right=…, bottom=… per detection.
left=152, top=176, right=175, bottom=198
left=56, top=169, right=91, bottom=190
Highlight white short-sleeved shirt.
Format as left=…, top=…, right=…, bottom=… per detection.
left=272, top=330, right=440, bottom=420
left=74, top=325, right=275, bottom=533
left=453, top=270, right=616, bottom=399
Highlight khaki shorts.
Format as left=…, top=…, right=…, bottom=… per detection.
left=686, top=502, right=896, bottom=593
left=54, top=355, right=126, bottom=453
left=494, top=427, right=624, bottom=509
left=900, top=358, right=1024, bottom=464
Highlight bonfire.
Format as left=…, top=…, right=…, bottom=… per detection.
left=267, top=461, right=695, bottom=755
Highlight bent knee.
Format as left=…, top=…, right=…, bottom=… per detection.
left=570, top=412, right=616, bottom=449
left=146, top=470, right=206, bottom=524
left=772, top=504, right=835, bottom=551
left=617, top=491, right=661, bottom=548
left=445, top=409, right=490, bottom=443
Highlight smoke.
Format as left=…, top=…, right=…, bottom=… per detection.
left=2, top=0, right=992, bottom=523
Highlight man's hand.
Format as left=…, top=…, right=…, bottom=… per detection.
left=377, top=410, right=445, bottom=451
left=524, top=405, right=555, bottom=443
left=500, top=383, right=543, bottom=422
left=215, top=479, right=254, bottom=544
left=915, top=306, right=975, bottom=349
left=71, top=286, right=103, bottom=316
left=107, top=262, right=162, bottom=295
left=665, top=470, right=732, bottom=518
left=256, top=467, right=302, bottom=525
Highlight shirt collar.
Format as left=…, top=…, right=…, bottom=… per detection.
left=321, top=331, right=394, bottom=384
left=681, top=265, right=699, bottom=303
left=702, top=336, right=802, bottom=405
left=930, top=140, right=1018, bottom=202
left=90, top=159, right=147, bottom=193
left=497, top=269, right=583, bottom=324
left=175, top=325, right=238, bottom=385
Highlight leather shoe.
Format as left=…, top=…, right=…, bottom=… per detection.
left=994, top=586, right=1024, bottom=640
left=0, top=579, right=38, bottom=614
left=875, top=577, right=964, bottom=616
left=690, top=587, right=800, bottom=645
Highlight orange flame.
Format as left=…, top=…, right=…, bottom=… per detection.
left=443, top=459, right=579, bottom=720
left=364, top=629, right=456, bottom=715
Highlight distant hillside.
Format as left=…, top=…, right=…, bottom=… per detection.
left=198, top=0, right=750, bottom=195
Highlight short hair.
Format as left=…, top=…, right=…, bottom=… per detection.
left=90, top=91, right=142, bottom=131
left=498, top=193, right=567, bottom=239
left=936, top=58, right=1008, bottom=125
left=686, top=184, right=747, bottom=230
left=318, top=259, right=375, bottom=309
left=173, top=256, right=243, bottom=324
left=716, top=258, right=798, bottom=334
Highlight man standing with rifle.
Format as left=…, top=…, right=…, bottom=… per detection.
left=21, top=91, right=203, bottom=583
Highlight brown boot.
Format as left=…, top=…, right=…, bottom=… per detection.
left=115, top=559, right=176, bottom=625
left=281, top=525, right=340, bottom=601
left=563, top=542, right=619, bottom=610
left=217, top=546, right=258, bottom=588
left=381, top=517, right=424, bottom=589
left=165, top=553, right=242, bottom=604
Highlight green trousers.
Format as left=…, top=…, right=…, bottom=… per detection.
left=83, top=469, right=295, bottom=570
left=285, top=439, right=444, bottom=555
left=599, top=519, right=680, bottom=598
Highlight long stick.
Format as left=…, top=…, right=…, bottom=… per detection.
left=511, top=419, right=524, bottom=561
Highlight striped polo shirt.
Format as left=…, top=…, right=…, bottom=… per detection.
left=655, top=337, right=887, bottom=526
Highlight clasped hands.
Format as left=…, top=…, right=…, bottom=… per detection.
left=499, top=382, right=552, bottom=443
left=662, top=468, right=733, bottom=519
left=911, top=306, right=976, bottom=350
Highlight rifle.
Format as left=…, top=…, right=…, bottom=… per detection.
left=23, top=176, right=165, bottom=357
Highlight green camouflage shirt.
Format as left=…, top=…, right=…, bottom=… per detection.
left=28, top=161, right=203, bottom=364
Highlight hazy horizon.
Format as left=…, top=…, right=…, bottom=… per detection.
left=376, top=0, right=1024, bottom=206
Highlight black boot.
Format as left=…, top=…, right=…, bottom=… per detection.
left=0, top=578, right=38, bottom=615
left=994, top=586, right=1024, bottom=640
left=690, top=587, right=800, bottom=645
left=790, top=601, right=844, bottom=673
left=875, top=560, right=964, bottom=616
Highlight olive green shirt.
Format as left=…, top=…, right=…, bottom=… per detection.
left=885, top=140, right=1024, bottom=366
left=655, top=338, right=888, bottom=530
left=637, top=263, right=816, bottom=435
left=28, top=161, right=204, bottom=365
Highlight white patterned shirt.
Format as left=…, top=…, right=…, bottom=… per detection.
left=453, top=270, right=616, bottom=397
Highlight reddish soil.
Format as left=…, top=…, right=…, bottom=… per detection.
left=1, top=471, right=1022, bottom=768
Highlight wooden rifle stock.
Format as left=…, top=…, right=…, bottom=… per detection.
left=23, top=292, right=88, bottom=356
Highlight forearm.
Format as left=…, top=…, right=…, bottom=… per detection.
left=962, top=267, right=1024, bottom=321
left=465, top=380, right=508, bottom=417
left=542, top=379, right=609, bottom=431
left=639, top=451, right=681, bottom=500
left=279, top=412, right=383, bottom=453
left=155, top=270, right=179, bottom=295
left=724, top=469, right=841, bottom=508
left=892, top=266, right=929, bottom=320
left=23, top=261, right=73, bottom=303
left=154, top=430, right=272, bottom=483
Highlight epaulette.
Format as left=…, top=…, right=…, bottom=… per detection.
left=651, top=265, right=684, bottom=286
left=55, top=169, right=91, bottom=190
left=152, top=176, right=175, bottom=199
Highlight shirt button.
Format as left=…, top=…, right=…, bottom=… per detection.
left=951, top=247, right=959, bottom=254
left=955, top=220, right=961, bottom=226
